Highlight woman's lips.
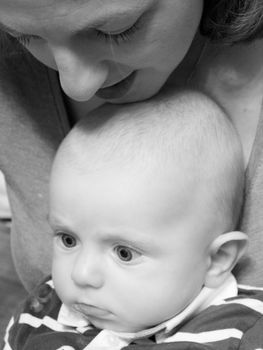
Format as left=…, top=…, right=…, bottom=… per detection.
left=96, top=71, right=137, bottom=100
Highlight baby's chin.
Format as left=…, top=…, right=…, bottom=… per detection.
left=89, top=317, right=152, bottom=334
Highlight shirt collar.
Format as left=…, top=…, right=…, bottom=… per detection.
left=57, top=273, right=237, bottom=341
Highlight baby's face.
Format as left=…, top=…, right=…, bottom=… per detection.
left=49, top=157, right=213, bottom=332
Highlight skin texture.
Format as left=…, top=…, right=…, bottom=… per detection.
left=48, top=92, right=248, bottom=332
left=1, top=0, right=262, bottom=164
left=49, top=154, right=214, bottom=332
left=0, top=0, right=203, bottom=102
left=1, top=0, right=263, bottom=293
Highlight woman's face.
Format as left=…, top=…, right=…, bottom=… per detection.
left=0, top=0, right=203, bottom=103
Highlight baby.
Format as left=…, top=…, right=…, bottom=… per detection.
left=4, top=91, right=263, bottom=350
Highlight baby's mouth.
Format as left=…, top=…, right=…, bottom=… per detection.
left=74, top=303, right=111, bottom=319
left=95, top=71, right=137, bottom=100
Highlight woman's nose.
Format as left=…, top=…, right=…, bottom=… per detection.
left=71, top=250, right=104, bottom=289
left=51, top=45, right=109, bottom=101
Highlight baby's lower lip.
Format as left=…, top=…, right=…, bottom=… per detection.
left=74, top=303, right=110, bottom=318
left=96, top=71, right=137, bottom=100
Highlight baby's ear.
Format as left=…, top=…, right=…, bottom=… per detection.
left=204, top=231, right=248, bottom=288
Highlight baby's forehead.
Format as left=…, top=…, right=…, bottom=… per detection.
left=55, top=105, right=211, bottom=177
left=54, top=136, right=209, bottom=200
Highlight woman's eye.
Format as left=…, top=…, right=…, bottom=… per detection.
left=114, top=245, right=141, bottom=262
left=96, top=21, right=140, bottom=45
left=58, top=233, right=77, bottom=248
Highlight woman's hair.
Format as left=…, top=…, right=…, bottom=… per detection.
left=201, top=0, right=263, bottom=44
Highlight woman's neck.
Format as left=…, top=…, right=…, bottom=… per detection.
left=193, top=39, right=263, bottom=167
left=167, top=34, right=263, bottom=167
left=165, top=32, right=208, bottom=88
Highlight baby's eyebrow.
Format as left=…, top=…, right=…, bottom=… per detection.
left=46, top=214, right=51, bottom=223
left=98, top=230, right=152, bottom=250
left=46, top=214, right=60, bottom=227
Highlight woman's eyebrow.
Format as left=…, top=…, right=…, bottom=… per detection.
left=72, top=1, right=153, bottom=34
left=0, top=22, right=21, bottom=36
left=0, top=1, right=153, bottom=38
left=73, top=9, right=142, bottom=34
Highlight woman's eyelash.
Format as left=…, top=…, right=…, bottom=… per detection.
left=15, top=34, right=39, bottom=46
left=13, top=21, right=139, bottom=46
left=96, top=22, right=140, bottom=45
left=12, top=19, right=141, bottom=46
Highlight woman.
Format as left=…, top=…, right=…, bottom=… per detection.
left=0, top=0, right=263, bottom=291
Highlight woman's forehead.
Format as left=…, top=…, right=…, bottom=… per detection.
left=0, top=0, right=154, bottom=33
left=0, top=0, right=152, bottom=13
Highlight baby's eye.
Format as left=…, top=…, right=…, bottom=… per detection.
left=58, top=233, right=77, bottom=248
left=114, top=245, right=141, bottom=262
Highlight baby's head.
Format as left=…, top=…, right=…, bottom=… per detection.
left=49, top=91, right=247, bottom=333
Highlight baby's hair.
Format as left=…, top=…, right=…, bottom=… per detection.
left=56, top=90, right=244, bottom=233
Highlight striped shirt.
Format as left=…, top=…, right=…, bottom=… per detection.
left=3, top=276, right=263, bottom=350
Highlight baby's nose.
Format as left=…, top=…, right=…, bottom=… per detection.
left=71, top=251, right=104, bottom=289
